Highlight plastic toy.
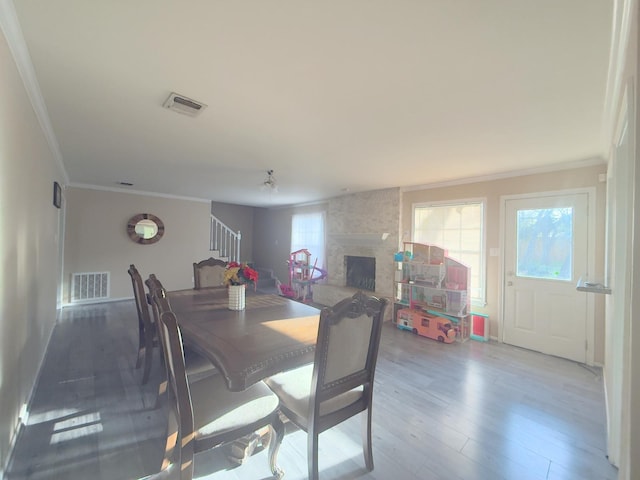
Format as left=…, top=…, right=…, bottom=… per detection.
left=470, top=313, right=490, bottom=342
left=393, top=242, right=471, bottom=342
left=278, top=249, right=327, bottom=302
left=396, top=308, right=456, bottom=343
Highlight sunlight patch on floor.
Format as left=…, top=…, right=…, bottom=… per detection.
left=50, top=411, right=103, bottom=444
left=27, top=407, right=81, bottom=425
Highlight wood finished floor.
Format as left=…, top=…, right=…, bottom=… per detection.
left=6, top=300, right=618, bottom=480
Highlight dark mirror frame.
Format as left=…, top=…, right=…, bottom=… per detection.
left=127, top=213, right=165, bottom=245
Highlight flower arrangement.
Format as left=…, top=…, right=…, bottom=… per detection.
left=223, top=262, right=259, bottom=289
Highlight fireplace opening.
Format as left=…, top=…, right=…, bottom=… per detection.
left=345, top=255, right=376, bottom=291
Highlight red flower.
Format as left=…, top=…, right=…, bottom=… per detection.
left=243, top=266, right=259, bottom=282
left=224, top=262, right=259, bottom=288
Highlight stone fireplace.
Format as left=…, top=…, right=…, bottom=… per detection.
left=310, top=188, right=400, bottom=322
left=312, top=237, right=394, bottom=321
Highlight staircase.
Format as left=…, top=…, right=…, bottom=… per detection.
left=211, top=207, right=279, bottom=293
left=210, top=212, right=241, bottom=262
left=253, top=267, right=278, bottom=294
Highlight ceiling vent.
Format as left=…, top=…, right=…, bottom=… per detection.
left=163, top=92, right=207, bottom=117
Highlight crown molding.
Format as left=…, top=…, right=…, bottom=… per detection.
left=67, top=183, right=212, bottom=204
left=401, top=156, right=606, bottom=193
left=0, top=0, right=69, bottom=184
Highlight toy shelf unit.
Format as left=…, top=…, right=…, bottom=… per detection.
left=393, top=242, right=471, bottom=342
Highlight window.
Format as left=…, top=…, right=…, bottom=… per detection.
left=291, top=212, right=326, bottom=270
left=413, top=200, right=486, bottom=305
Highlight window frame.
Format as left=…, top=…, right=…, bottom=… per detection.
left=290, top=211, right=326, bottom=271
left=411, top=198, right=487, bottom=306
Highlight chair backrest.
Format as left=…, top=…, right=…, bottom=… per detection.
left=158, top=309, right=196, bottom=480
left=311, top=292, right=389, bottom=406
left=143, top=273, right=195, bottom=479
left=145, top=274, right=168, bottom=309
left=145, top=275, right=172, bottom=349
left=193, top=257, right=227, bottom=289
left=128, top=264, right=153, bottom=335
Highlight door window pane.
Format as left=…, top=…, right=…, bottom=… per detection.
left=516, top=207, right=573, bottom=280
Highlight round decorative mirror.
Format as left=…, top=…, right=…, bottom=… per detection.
left=127, top=213, right=165, bottom=245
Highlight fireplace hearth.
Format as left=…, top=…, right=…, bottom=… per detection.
left=345, top=255, right=376, bottom=291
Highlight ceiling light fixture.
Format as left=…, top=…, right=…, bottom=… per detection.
left=262, top=169, right=278, bottom=193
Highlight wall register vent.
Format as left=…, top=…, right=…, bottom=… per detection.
left=162, top=92, right=207, bottom=117
left=71, top=272, right=110, bottom=303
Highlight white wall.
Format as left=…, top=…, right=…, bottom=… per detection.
left=63, top=187, right=215, bottom=300
left=609, top=1, right=640, bottom=476
left=0, top=23, right=64, bottom=474
left=603, top=1, right=639, bottom=477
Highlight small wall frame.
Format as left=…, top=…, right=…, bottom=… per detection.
left=53, top=181, right=62, bottom=208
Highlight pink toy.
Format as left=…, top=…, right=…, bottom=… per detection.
left=278, top=249, right=327, bottom=302
left=396, top=308, right=456, bottom=343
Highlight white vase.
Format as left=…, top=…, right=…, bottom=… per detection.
left=228, top=284, right=246, bottom=311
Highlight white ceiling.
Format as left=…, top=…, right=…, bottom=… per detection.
left=11, top=0, right=614, bottom=207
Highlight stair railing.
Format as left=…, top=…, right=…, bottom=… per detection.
left=210, top=213, right=241, bottom=263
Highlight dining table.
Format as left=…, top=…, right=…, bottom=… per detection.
left=167, top=287, right=321, bottom=391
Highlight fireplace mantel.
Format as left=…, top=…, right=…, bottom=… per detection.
left=329, top=232, right=390, bottom=246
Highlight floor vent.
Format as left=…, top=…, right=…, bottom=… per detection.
left=71, top=272, right=110, bottom=303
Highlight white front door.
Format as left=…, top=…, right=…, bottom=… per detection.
left=503, top=192, right=589, bottom=363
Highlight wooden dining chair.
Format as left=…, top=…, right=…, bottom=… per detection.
left=145, top=275, right=218, bottom=382
left=149, top=305, right=285, bottom=480
left=127, top=264, right=157, bottom=384
left=193, top=257, right=227, bottom=289
left=265, top=291, right=389, bottom=480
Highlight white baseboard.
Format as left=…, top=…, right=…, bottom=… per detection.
left=62, top=296, right=133, bottom=308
